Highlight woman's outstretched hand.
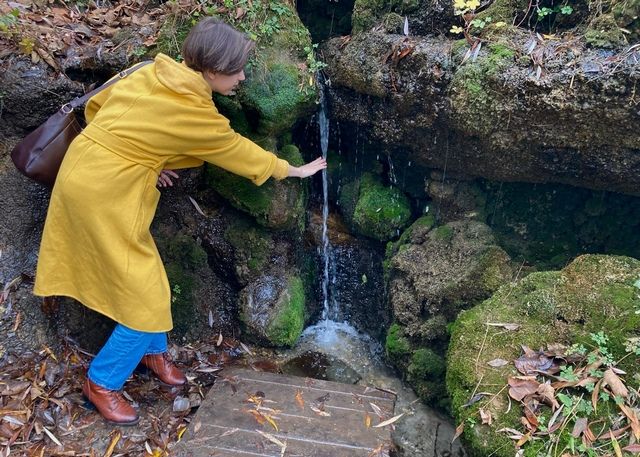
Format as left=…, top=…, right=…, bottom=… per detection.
left=288, top=157, right=327, bottom=178
left=157, top=170, right=179, bottom=187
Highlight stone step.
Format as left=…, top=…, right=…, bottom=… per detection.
left=173, top=367, right=397, bottom=457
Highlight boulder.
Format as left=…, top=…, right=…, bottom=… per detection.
left=446, top=254, right=640, bottom=456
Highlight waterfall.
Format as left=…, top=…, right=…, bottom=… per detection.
left=303, top=76, right=360, bottom=346
left=318, top=77, right=332, bottom=322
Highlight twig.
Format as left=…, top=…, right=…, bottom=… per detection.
left=475, top=324, right=490, bottom=372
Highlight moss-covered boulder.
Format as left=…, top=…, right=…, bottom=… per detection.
left=240, top=60, right=315, bottom=137
left=206, top=144, right=306, bottom=230
left=239, top=274, right=306, bottom=347
left=339, top=173, right=411, bottom=241
left=446, top=254, right=640, bottom=457
left=584, top=13, right=627, bottom=48
left=351, top=0, right=455, bottom=35
left=386, top=220, right=513, bottom=408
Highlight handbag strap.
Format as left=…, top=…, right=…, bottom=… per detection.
left=65, top=60, right=153, bottom=111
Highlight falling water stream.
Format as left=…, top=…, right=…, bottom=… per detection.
left=276, top=79, right=464, bottom=455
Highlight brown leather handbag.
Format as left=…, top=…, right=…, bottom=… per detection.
left=11, top=60, right=152, bottom=188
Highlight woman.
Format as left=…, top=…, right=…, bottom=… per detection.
left=33, top=17, right=326, bottom=425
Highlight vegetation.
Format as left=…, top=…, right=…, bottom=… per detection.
left=447, top=255, right=640, bottom=457
left=266, top=276, right=306, bottom=347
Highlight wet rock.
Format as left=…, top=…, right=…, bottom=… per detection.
left=306, top=209, right=390, bottom=338
left=447, top=254, right=640, bottom=457
left=322, top=29, right=640, bottom=197
left=339, top=173, right=412, bottom=241
left=205, top=145, right=307, bottom=230
left=282, top=350, right=362, bottom=384
left=385, top=220, right=513, bottom=407
left=351, top=0, right=455, bottom=36
left=239, top=274, right=306, bottom=347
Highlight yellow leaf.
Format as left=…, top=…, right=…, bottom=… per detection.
left=365, top=413, right=372, bottom=428
left=104, top=431, right=121, bottom=457
left=177, top=426, right=187, bottom=441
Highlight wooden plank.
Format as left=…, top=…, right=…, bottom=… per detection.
left=174, top=367, right=397, bottom=457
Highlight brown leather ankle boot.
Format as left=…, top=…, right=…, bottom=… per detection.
left=82, top=379, right=140, bottom=425
left=140, top=353, right=187, bottom=386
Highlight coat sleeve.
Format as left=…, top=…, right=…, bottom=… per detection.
left=182, top=107, right=289, bottom=186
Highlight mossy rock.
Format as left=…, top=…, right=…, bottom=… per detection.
left=224, top=218, right=273, bottom=279
left=449, top=42, right=516, bottom=136
left=213, top=94, right=252, bottom=138
left=240, top=61, right=315, bottom=137
left=339, top=173, right=411, bottom=241
left=613, top=0, right=639, bottom=41
left=351, top=0, right=443, bottom=34
left=446, top=254, right=640, bottom=457
left=239, top=274, right=306, bottom=347
left=206, top=145, right=306, bottom=230
left=585, top=13, right=627, bottom=48
left=156, top=233, right=208, bottom=337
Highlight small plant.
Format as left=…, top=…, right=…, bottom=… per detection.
left=171, top=284, right=182, bottom=304
left=0, top=8, right=19, bottom=34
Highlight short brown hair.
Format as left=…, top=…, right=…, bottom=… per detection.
left=182, top=18, right=255, bottom=75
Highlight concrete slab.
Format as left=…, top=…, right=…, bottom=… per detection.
left=173, top=367, right=397, bottom=457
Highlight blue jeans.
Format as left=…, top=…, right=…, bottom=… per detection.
left=87, top=324, right=167, bottom=391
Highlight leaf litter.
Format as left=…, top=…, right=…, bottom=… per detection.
left=0, top=333, right=250, bottom=455
left=457, top=341, right=640, bottom=456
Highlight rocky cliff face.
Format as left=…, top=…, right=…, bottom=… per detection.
left=321, top=29, right=640, bottom=196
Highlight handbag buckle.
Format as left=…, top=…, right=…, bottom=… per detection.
left=61, top=103, right=73, bottom=114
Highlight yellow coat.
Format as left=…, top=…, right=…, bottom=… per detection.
left=34, top=53, right=290, bottom=332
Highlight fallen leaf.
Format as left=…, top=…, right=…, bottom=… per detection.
left=536, top=382, right=560, bottom=410
left=452, top=422, right=464, bottom=443
left=256, top=429, right=285, bottom=447
left=374, top=413, right=404, bottom=428
left=104, top=431, right=121, bottom=457
left=42, top=426, right=62, bottom=447
left=516, top=432, right=531, bottom=447
left=216, top=332, right=223, bottom=346
left=603, top=368, right=628, bottom=398
left=295, top=390, right=304, bottom=409
left=514, top=347, right=553, bottom=375
left=309, top=405, right=331, bottom=417
left=188, top=196, right=206, bottom=216
left=240, top=342, right=253, bottom=356
left=622, top=444, right=640, bottom=453
left=508, top=377, right=540, bottom=401
left=365, top=413, right=372, bottom=428
left=487, top=358, right=509, bottom=368
left=479, top=408, right=492, bottom=425
left=571, top=417, right=588, bottom=437
left=486, top=322, right=521, bottom=331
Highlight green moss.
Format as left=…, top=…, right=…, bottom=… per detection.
left=155, top=14, right=191, bottom=58
left=450, top=41, right=516, bottom=136
left=351, top=0, right=418, bottom=33
left=266, top=276, right=305, bottom=346
left=207, top=166, right=271, bottom=219
left=385, top=323, right=412, bottom=363
left=154, top=233, right=207, bottom=337
left=241, top=62, right=314, bottom=136
left=408, top=348, right=446, bottom=379
left=352, top=174, right=412, bottom=241
left=213, top=94, right=252, bottom=137
left=585, top=13, right=627, bottom=48
left=447, top=255, right=640, bottom=457
left=279, top=144, right=305, bottom=166
left=433, top=225, right=454, bottom=242
left=224, top=218, right=272, bottom=275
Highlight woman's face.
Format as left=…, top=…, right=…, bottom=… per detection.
left=204, top=70, right=246, bottom=95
